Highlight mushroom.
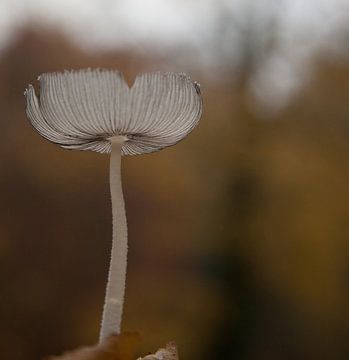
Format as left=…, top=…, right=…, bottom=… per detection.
left=24, top=69, right=202, bottom=342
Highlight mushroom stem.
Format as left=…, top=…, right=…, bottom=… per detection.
left=100, top=136, right=128, bottom=342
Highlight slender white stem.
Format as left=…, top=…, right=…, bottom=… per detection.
left=100, top=136, right=128, bottom=342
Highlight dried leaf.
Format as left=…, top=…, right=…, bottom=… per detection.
left=137, top=342, right=178, bottom=360
left=45, top=332, right=140, bottom=360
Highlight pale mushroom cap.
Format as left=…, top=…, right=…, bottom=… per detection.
left=25, top=69, right=202, bottom=155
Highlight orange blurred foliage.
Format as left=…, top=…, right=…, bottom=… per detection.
left=0, top=24, right=348, bottom=360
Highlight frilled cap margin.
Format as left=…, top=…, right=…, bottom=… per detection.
left=25, top=69, right=202, bottom=155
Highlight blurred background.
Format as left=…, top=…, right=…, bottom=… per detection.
left=0, top=0, right=349, bottom=359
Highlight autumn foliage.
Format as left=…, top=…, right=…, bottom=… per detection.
left=0, top=25, right=349, bottom=360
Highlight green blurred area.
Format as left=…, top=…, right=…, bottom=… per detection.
left=0, top=26, right=349, bottom=360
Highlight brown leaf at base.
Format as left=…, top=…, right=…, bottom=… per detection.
left=137, top=342, right=178, bottom=360
left=45, top=332, right=141, bottom=360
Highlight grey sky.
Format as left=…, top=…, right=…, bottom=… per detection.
left=0, top=0, right=348, bottom=113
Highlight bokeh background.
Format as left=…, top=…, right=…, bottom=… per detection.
left=0, top=0, right=349, bottom=359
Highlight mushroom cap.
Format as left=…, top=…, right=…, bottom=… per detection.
left=25, top=69, right=202, bottom=155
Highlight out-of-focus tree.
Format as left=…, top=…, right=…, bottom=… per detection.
left=0, top=1, right=348, bottom=359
